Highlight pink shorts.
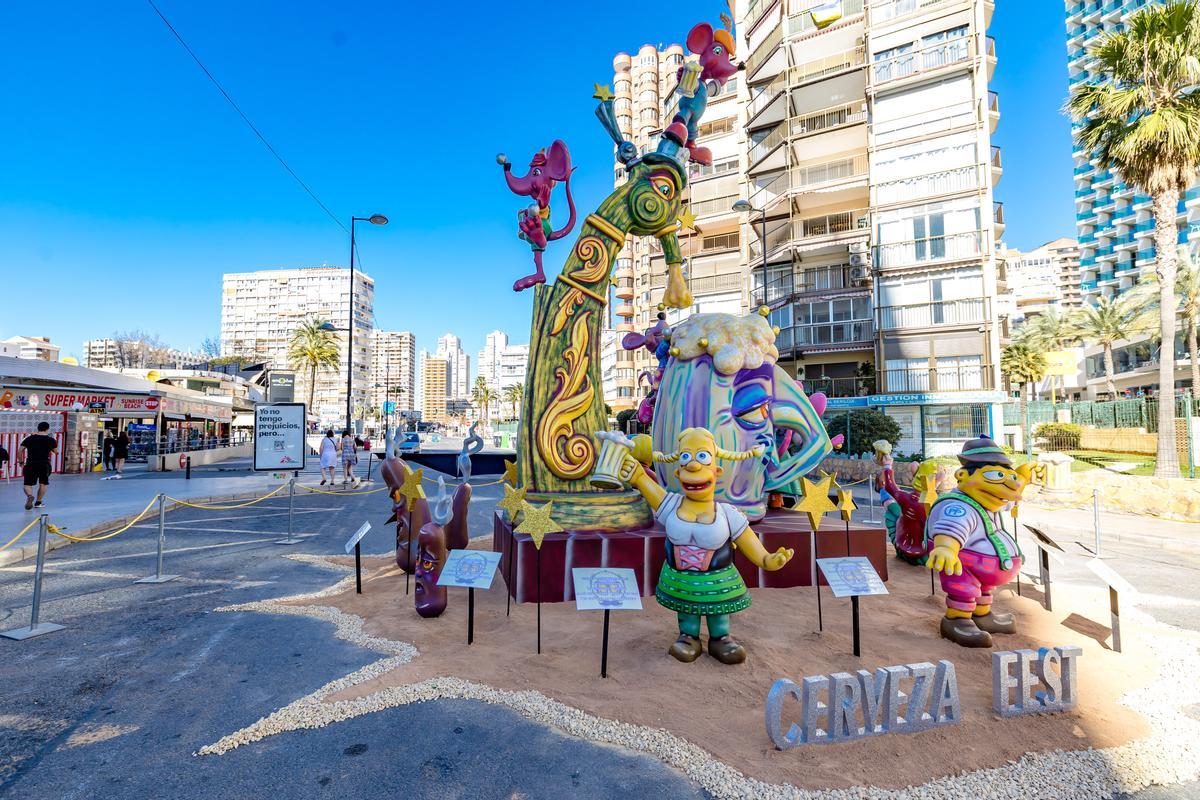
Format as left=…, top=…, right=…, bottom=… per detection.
left=940, top=549, right=1022, bottom=612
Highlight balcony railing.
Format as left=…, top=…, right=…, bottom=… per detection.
left=749, top=155, right=869, bottom=208
left=743, top=0, right=778, bottom=31
left=799, top=264, right=867, bottom=294
left=874, top=230, right=984, bottom=269
left=874, top=164, right=981, bottom=205
left=792, top=101, right=868, bottom=137
left=791, top=46, right=866, bottom=85
left=878, top=297, right=989, bottom=330
left=872, top=36, right=971, bottom=85
left=991, top=146, right=1002, bottom=170
left=994, top=201, right=1005, bottom=226
left=749, top=209, right=870, bottom=260
left=802, top=376, right=876, bottom=398
left=870, top=0, right=953, bottom=24
left=745, top=19, right=782, bottom=78
left=794, top=321, right=874, bottom=347
left=748, top=122, right=787, bottom=165
left=689, top=194, right=739, bottom=218
left=786, top=0, right=864, bottom=35
left=881, top=363, right=995, bottom=394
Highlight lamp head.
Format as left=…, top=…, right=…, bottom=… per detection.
left=319, top=322, right=336, bottom=331
left=368, top=214, right=389, bottom=226
left=732, top=200, right=754, bottom=214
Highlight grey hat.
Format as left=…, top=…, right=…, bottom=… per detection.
left=957, top=435, right=1012, bottom=468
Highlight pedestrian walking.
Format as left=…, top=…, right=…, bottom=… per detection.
left=103, top=432, right=116, bottom=471
left=19, top=421, right=57, bottom=510
left=319, top=429, right=338, bottom=485
left=114, top=430, right=131, bottom=474
left=340, top=429, right=358, bottom=487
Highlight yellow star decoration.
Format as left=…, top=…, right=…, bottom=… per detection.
left=592, top=83, right=614, bottom=102
left=920, top=481, right=940, bottom=512
left=496, top=483, right=528, bottom=522
left=677, top=205, right=698, bottom=232
left=835, top=484, right=858, bottom=523
left=515, top=500, right=563, bottom=550
left=503, top=459, right=517, bottom=487
left=790, top=474, right=837, bottom=531
left=398, top=467, right=426, bottom=506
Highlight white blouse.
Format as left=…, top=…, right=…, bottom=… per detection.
left=654, top=493, right=749, bottom=550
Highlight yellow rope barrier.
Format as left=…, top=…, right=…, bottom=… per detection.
left=298, top=484, right=389, bottom=496
left=48, top=496, right=160, bottom=542
left=0, top=517, right=41, bottom=553
left=165, top=483, right=288, bottom=510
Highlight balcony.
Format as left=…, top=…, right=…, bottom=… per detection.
left=871, top=36, right=973, bottom=88
left=790, top=46, right=866, bottom=87
left=615, top=303, right=634, bottom=317
left=802, top=376, right=876, bottom=399
left=880, top=362, right=995, bottom=394
left=986, top=91, right=1000, bottom=133
left=869, top=0, right=955, bottom=25
left=875, top=164, right=982, bottom=205
left=797, top=264, right=868, bottom=294
left=614, top=283, right=634, bottom=300
left=878, top=297, right=990, bottom=330
left=986, top=36, right=996, bottom=80
left=742, top=0, right=779, bottom=32
left=748, top=102, right=867, bottom=170
left=993, top=201, right=1005, bottom=235
left=991, top=146, right=1003, bottom=183
left=874, top=230, right=984, bottom=270
left=749, top=156, right=869, bottom=209
left=749, top=209, right=871, bottom=260
left=745, top=19, right=783, bottom=80
left=689, top=193, right=739, bottom=219
left=786, top=0, right=863, bottom=35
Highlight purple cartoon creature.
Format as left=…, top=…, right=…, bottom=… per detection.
left=622, top=312, right=672, bottom=426
left=497, top=140, right=577, bottom=292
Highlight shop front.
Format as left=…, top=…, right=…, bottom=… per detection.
left=823, top=391, right=1007, bottom=458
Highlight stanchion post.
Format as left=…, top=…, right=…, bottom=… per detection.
left=1040, top=547, right=1052, bottom=612
left=355, top=541, right=362, bottom=594
left=468, top=586, right=475, bottom=645
left=851, top=595, right=861, bottom=657
left=1093, top=488, right=1102, bottom=558
left=600, top=608, right=611, bottom=678
left=2, top=515, right=65, bottom=640
left=1109, top=586, right=1122, bottom=653
left=136, top=493, right=178, bottom=584
left=275, top=474, right=303, bottom=545
left=185, top=456, right=191, bottom=480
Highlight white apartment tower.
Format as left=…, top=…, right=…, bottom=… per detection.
left=220, top=267, right=374, bottom=425
left=371, top=330, right=416, bottom=413
left=436, top=333, right=471, bottom=400
left=732, top=0, right=1004, bottom=455
left=606, top=44, right=743, bottom=413
left=477, top=330, right=509, bottom=394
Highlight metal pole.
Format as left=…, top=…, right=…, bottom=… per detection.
left=185, top=455, right=191, bottom=480
left=137, top=493, right=178, bottom=583
left=275, top=474, right=302, bottom=545
left=759, top=211, right=767, bottom=310
left=1093, top=488, right=1102, bottom=558
left=468, top=586, right=475, bottom=645
left=601, top=608, right=611, bottom=678
left=1109, top=587, right=1122, bottom=653
left=1024, top=400, right=1033, bottom=461
left=851, top=595, right=861, bottom=657
left=2, top=515, right=65, bottom=639
left=355, top=541, right=362, bottom=594
left=346, top=218, right=356, bottom=432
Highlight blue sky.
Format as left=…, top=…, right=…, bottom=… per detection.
left=0, top=1, right=1074, bottom=364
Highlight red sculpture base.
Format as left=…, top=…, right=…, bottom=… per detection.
left=493, top=509, right=889, bottom=604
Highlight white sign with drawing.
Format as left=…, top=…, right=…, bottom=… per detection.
left=816, top=557, right=889, bottom=599
left=571, top=568, right=643, bottom=611
left=253, top=403, right=307, bottom=471
left=437, top=550, right=503, bottom=589
left=344, top=522, right=372, bottom=554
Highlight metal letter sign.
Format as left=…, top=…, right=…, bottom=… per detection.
left=253, top=403, right=307, bottom=471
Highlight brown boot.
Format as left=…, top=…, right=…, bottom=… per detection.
left=940, top=616, right=993, bottom=648
left=973, top=611, right=1016, bottom=634
left=707, top=635, right=747, bottom=665
left=668, top=633, right=703, bottom=663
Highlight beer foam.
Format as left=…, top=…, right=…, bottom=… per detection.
left=669, top=313, right=778, bottom=375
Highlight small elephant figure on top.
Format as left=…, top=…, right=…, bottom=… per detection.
left=663, top=22, right=742, bottom=166
left=497, top=140, right=577, bottom=292
left=622, top=311, right=671, bottom=426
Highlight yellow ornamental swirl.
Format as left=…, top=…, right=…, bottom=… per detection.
left=536, top=312, right=596, bottom=480
left=568, top=235, right=609, bottom=284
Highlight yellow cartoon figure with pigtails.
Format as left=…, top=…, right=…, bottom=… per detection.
left=608, top=427, right=793, bottom=664
left=926, top=435, right=1039, bottom=647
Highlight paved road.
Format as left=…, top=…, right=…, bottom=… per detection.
left=0, top=476, right=702, bottom=800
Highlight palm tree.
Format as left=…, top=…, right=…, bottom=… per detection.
left=1013, top=309, right=1077, bottom=400
left=1067, top=0, right=1200, bottom=477
left=503, top=382, right=524, bottom=420
left=1001, top=343, right=1048, bottom=425
left=471, top=376, right=496, bottom=421
left=288, top=319, right=341, bottom=414
left=1128, top=245, right=1200, bottom=396
left=1069, top=295, right=1152, bottom=399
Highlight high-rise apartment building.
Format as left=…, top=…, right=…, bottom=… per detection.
left=220, top=267, right=374, bottom=425
left=1000, top=237, right=1082, bottom=325
left=436, top=333, right=471, bottom=400
left=606, top=44, right=743, bottom=412
left=419, top=352, right=449, bottom=424
left=82, top=338, right=200, bottom=370
left=371, top=330, right=416, bottom=414
left=734, top=0, right=1005, bottom=455
left=477, top=331, right=509, bottom=394
left=1067, top=0, right=1199, bottom=305
left=1, top=336, right=59, bottom=361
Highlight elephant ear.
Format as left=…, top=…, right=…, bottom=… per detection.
left=622, top=332, right=647, bottom=351
left=545, top=139, right=572, bottom=181
left=687, top=23, right=714, bottom=54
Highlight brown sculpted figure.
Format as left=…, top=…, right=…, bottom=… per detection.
left=382, top=458, right=430, bottom=572
left=415, top=478, right=453, bottom=618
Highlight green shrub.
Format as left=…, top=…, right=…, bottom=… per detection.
left=1034, top=422, right=1082, bottom=449
left=822, top=410, right=901, bottom=457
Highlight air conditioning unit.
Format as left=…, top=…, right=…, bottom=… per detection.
left=848, top=241, right=869, bottom=254
left=850, top=266, right=870, bottom=285
left=849, top=252, right=869, bottom=268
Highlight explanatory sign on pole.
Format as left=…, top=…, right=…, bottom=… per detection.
left=253, top=403, right=307, bottom=471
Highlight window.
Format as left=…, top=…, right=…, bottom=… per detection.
left=874, top=43, right=914, bottom=82
left=690, top=157, right=738, bottom=180
left=922, top=26, right=969, bottom=71
left=700, top=232, right=739, bottom=250
left=924, top=404, right=988, bottom=444
left=696, top=116, right=734, bottom=138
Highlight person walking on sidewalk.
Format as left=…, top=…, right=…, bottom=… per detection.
left=340, top=429, right=358, bottom=487
left=19, top=422, right=57, bottom=510
left=319, top=429, right=338, bottom=485
left=113, top=430, right=131, bottom=474
left=103, top=432, right=116, bottom=471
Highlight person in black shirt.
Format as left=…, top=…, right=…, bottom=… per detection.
left=20, top=422, right=58, bottom=510
left=103, top=432, right=116, bottom=471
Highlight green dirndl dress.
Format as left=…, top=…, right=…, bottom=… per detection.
left=655, top=561, right=751, bottom=616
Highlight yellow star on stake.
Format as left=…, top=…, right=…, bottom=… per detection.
left=592, top=83, right=614, bottom=102
left=835, top=483, right=858, bottom=523
left=515, top=500, right=563, bottom=550
left=677, top=205, right=698, bottom=232
left=503, top=459, right=518, bottom=487
left=791, top=475, right=837, bottom=531
left=496, top=483, right=528, bottom=522
left=398, top=467, right=426, bottom=506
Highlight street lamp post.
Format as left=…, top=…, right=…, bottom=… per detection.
left=733, top=199, right=768, bottom=310
left=346, top=214, right=388, bottom=432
